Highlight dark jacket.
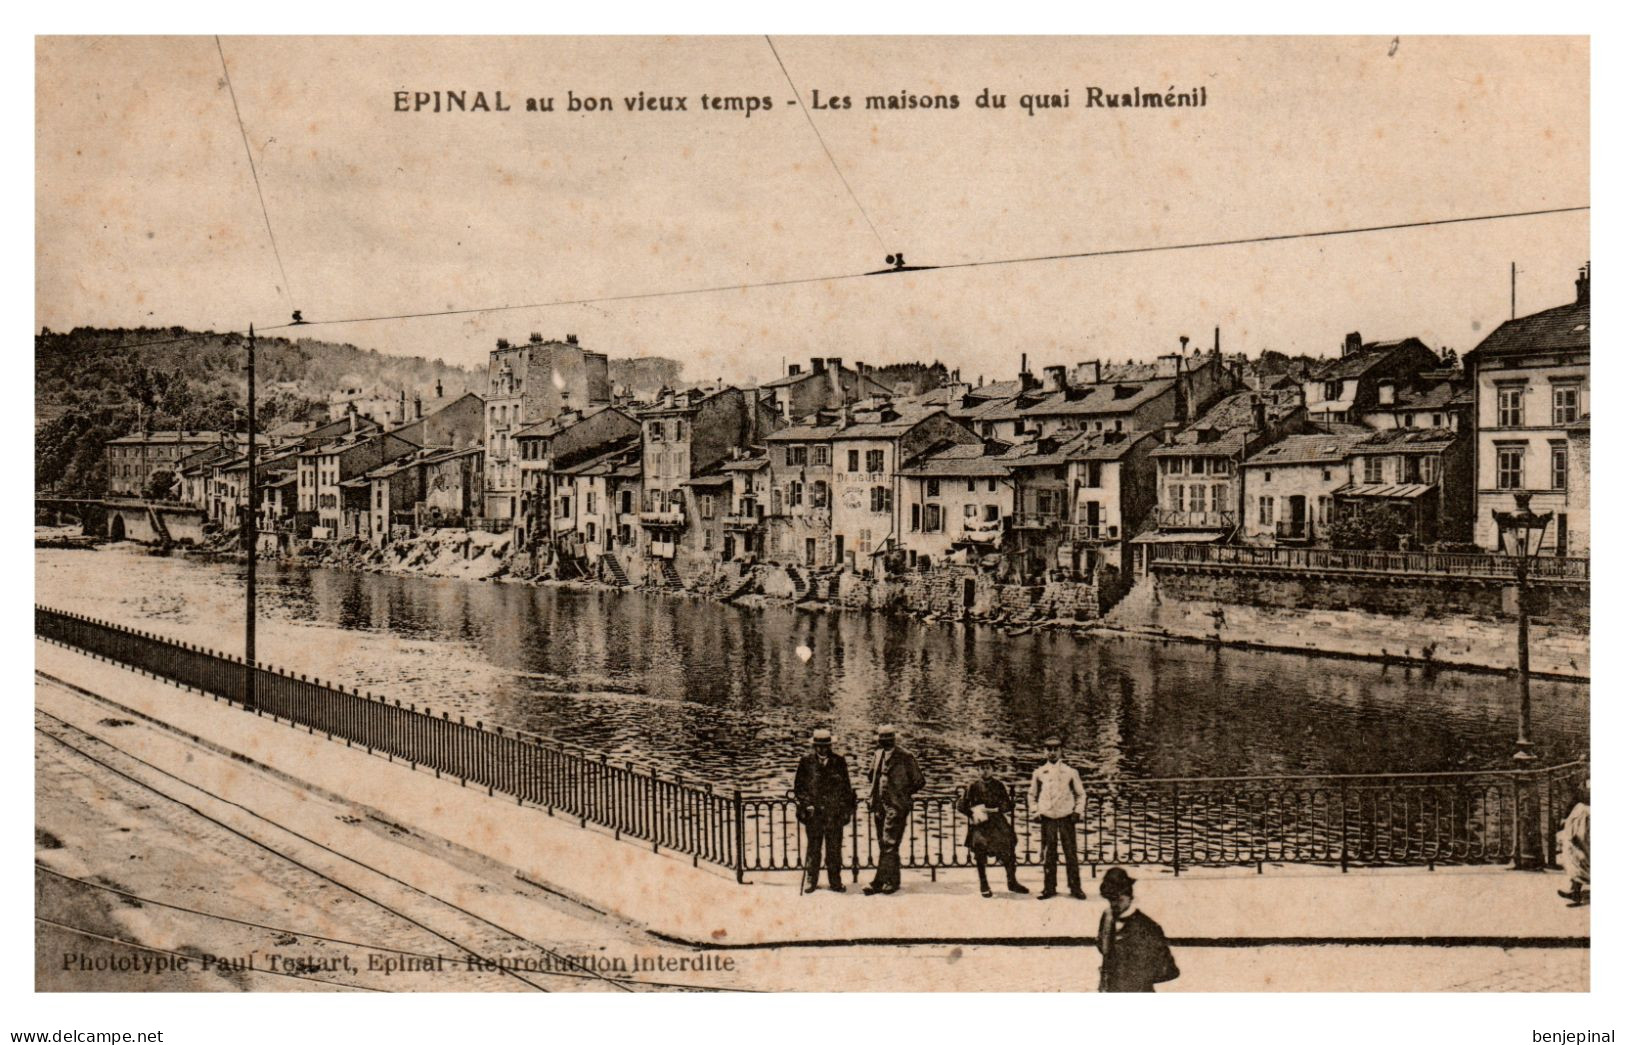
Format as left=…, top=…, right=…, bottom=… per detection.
left=1096, top=909, right=1179, bottom=993
left=956, top=777, right=1017, bottom=855
left=868, top=747, right=925, bottom=814
left=794, top=752, right=857, bottom=827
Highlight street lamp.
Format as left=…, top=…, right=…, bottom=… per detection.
left=1493, top=490, right=1550, bottom=871
left=1493, top=491, right=1551, bottom=764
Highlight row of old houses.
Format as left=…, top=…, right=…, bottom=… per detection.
left=104, top=266, right=1589, bottom=590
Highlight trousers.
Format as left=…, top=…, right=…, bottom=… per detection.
left=1040, top=815, right=1082, bottom=894
left=871, top=807, right=911, bottom=890
left=803, top=822, right=846, bottom=886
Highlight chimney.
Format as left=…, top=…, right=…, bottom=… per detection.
left=1251, top=397, right=1267, bottom=433
left=566, top=334, right=579, bottom=345
left=1162, top=421, right=1180, bottom=445
left=1042, top=365, right=1069, bottom=393
left=529, top=332, right=544, bottom=344
left=1214, top=326, right=1221, bottom=359
left=788, top=363, right=802, bottom=376
left=414, top=394, right=423, bottom=420
left=435, top=378, right=444, bottom=398
left=1343, top=332, right=1362, bottom=357
left=1076, top=360, right=1101, bottom=385
left=1179, top=335, right=1190, bottom=356
left=811, top=357, right=826, bottom=374
left=349, top=410, right=357, bottom=435
left=399, top=388, right=407, bottom=421
left=1576, top=262, right=1590, bottom=306
left=827, top=357, right=843, bottom=375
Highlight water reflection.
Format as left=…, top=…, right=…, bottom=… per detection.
left=36, top=546, right=1590, bottom=790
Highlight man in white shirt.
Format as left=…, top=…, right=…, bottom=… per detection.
left=1027, top=735, right=1086, bottom=899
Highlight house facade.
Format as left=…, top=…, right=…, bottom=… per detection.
left=1464, top=265, right=1590, bottom=556
left=483, top=333, right=612, bottom=520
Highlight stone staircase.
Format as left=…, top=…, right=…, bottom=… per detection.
left=601, top=553, right=631, bottom=587
left=659, top=558, right=684, bottom=589
left=784, top=564, right=810, bottom=600
left=721, top=573, right=757, bottom=601
left=146, top=506, right=172, bottom=546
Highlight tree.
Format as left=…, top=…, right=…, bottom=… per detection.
left=1327, top=504, right=1412, bottom=550
left=144, top=469, right=178, bottom=502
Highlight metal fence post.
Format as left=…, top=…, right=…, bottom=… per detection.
left=733, top=788, right=747, bottom=884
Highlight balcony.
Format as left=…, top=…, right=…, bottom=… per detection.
left=1069, top=523, right=1121, bottom=542
left=1152, top=508, right=1237, bottom=531
left=1274, top=520, right=1311, bottom=542
left=638, top=507, right=687, bottom=528
left=1011, top=512, right=1063, bottom=531
left=723, top=511, right=765, bottom=531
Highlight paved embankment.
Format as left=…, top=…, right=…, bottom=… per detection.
left=35, top=640, right=1589, bottom=955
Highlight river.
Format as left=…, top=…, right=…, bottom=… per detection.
left=35, top=544, right=1589, bottom=791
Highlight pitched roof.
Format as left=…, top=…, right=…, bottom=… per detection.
left=1351, top=427, right=1458, bottom=453
left=1466, top=300, right=1590, bottom=361
left=1312, top=339, right=1432, bottom=381
left=106, top=429, right=224, bottom=444
left=1150, top=390, right=1300, bottom=457
left=514, top=404, right=620, bottom=439
left=979, top=379, right=1175, bottom=420
left=1335, top=482, right=1435, bottom=499
left=765, top=423, right=841, bottom=443
left=899, top=443, right=1011, bottom=477
left=683, top=472, right=735, bottom=488
left=721, top=457, right=770, bottom=471
left=1242, top=432, right=1369, bottom=468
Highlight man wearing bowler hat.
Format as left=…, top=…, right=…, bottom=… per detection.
left=1095, top=867, right=1179, bottom=992
left=864, top=724, right=924, bottom=895
left=1028, top=735, right=1087, bottom=899
left=794, top=729, right=857, bottom=893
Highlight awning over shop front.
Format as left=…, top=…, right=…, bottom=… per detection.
left=1334, top=483, right=1436, bottom=499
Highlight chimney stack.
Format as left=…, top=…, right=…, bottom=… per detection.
left=1343, top=332, right=1363, bottom=357
left=1252, top=397, right=1267, bottom=433
left=1042, top=365, right=1069, bottom=393
left=435, top=378, right=444, bottom=398
left=566, top=334, right=579, bottom=345
left=414, top=394, right=423, bottom=420
left=1162, top=421, right=1180, bottom=445
left=1576, top=262, right=1590, bottom=306
left=788, top=363, right=802, bottom=376
left=1076, top=361, right=1102, bottom=385
left=811, top=358, right=826, bottom=374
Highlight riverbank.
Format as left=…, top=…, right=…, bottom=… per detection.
left=265, top=531, right=1590, bottom=682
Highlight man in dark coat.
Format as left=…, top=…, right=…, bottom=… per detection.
left=794, top=729, right=857, bottom=893
left=1095, top=867, right=1179, bottom=992
left=864, top=723, right=924, bottom=895
left=957, top=755, right=1029, bottom=897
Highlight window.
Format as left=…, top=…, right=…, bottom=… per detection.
left=987, top=479, right=996, bottom=493
left=983, top=505, right=999, bottom=523
left=866, top=449, right=885, bottom=473
left=586, top=491, right=597, bottom=515
left=910, top=504, right=921, bottom=531
left=1168, top=458, right=1184, bottom=475
left=789, top=481, right=803, bottom=507
left=587, top=522, right=598, bottom=544
left=1552, top=444, right=1568, bottom=491
left=701, top=495, right=715, bottom=519
left=1172, top=484, right=1186, bottom=512
left=923, top=503, right=943, bottom=532
left=621, top=490, right=632, bottom=514
left=1420, top=455, right=1438, bottom=485
left=1402, top=413, right=1416, bottom=429
left=967, top=479, right=977, bottom=493
left=870, top=486, right=891, bottom=513
left=1189, top=484, right=1207, bottom=513
left=1036, top=490, right=1057, bottom=516
left=847, top=450, right=860, bottom=472
left=964, top=503, right=977, bottom=518
left=1191, top=458, right=1207, bottom=476
left=813, top=446, right=830, bottom=466
left=926, top=479, right=940, bottom=497
left=1497, top=387, right=1525, bottom=427
left=812, top=481, right=828, bottom=508
left=1364, top=457, right=1383, bottom=484
left=1323, top=380, right=1344, bottom=401
left=1080, top=461, right=1102, bottom=488
left=1213, top=485, right=1228, bottom=513
left=786, top=446, right=808, bottom=467
left=1496, top=447, right=1524, bottom=490
left=1553, top=385, right=1580, bottom=425
left=674, top=421, right=686, bottom=441
left=649, top=421, right=664, bottom=442
left=1317, top=496, right=1334, bottom=525
left=1258, top=495, right=1275, bottom=525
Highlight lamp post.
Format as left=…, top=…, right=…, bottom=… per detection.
left=1493, top=490, right=1550, bottom=868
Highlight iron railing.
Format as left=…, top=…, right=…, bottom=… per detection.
left=1149, top=542, right=1590, bottom=582
left=36, top=606, right=1586, bottom=879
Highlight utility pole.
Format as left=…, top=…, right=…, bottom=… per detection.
left=244, top=324, right=257, bottom=711
left=1511, top=261, right=1517, bottom=320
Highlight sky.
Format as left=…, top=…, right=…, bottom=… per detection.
left=35, top=36, right=1589, bottom=385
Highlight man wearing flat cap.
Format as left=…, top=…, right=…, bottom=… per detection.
left=864, top=724, right=925, bottom=895
left=957, top=755, right=1028, bottom=897
left=1028, top=735, right=1087, bottom=899
left=1095, top=867, right=1179, bottom=992
left=794, top=729, right=857, bottom=893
